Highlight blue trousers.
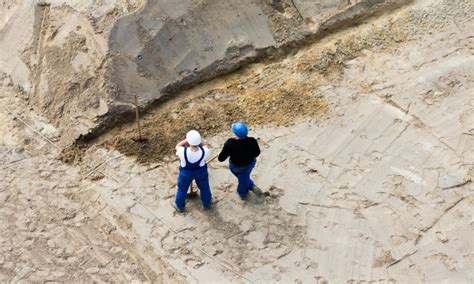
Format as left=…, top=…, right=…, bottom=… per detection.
left=229, top=160, right=256, bottom=199
left=176, top=168, right=212, bottom=210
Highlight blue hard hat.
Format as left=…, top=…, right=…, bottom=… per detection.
left=231, top=121, right=248, bottom=138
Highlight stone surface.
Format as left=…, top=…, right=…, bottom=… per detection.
left=1, top=0, right=473, bottom=282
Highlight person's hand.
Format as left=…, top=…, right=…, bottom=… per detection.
left=176, top=139, right=189, bottom=148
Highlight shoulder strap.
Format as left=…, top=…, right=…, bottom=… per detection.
left=183, top=147, right=190, bottom=164
left=197, top=146, right=205, bottom=164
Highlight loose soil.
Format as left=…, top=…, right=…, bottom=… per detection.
left=103, top=77, right=326, bottom=163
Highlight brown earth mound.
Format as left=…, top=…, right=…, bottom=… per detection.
left=103, top=77, right=326, bottom=163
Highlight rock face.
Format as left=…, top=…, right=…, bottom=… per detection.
left=107, top=0, right=275, bottom=103
left=0, top=0, right=399, bottom=145
left=0, top=0, right=143, bottom=144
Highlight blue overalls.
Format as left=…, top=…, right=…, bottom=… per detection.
left=176, top=146, right=212, bottom=210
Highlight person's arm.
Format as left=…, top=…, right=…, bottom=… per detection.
left=203, top=146, right=211, bottom=162
left=218, top=140, right=231, bottom=162
left=253, top=138, right=261, bottom=158
left=175, top=139, right=188, bottom=151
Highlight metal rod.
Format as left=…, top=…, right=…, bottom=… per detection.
left=133, top=94, right=143, bottom=140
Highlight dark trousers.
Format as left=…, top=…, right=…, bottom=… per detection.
left=229, top=160, right=256, bottom=199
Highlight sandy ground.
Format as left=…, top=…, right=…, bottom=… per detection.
left=0, top=94, right=182, bottom=281
left=1, top=0, right=473, bottom=282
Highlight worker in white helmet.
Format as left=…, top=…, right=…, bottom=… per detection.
left=171, top=130, right=212, bottom=212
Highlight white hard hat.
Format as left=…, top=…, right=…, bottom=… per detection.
left=186, top=130, right=202, bottom=146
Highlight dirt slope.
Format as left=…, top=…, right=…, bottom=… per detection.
left=2, top=0, right=406, bottom=146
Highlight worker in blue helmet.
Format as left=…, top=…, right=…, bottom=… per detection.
left=171, top=130, right=212, bottom=213
left=218, top=122, right=261, bottom=200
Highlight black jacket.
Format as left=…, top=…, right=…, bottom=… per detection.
left=218, top=137, right=260, bottom=167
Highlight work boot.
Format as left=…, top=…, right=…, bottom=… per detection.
left=170, top=199, right=185, bottom=213
left=239, top=194, right=248, bottom=201
left=203, top=198, right=219, bottom=210
left=249, top=185, right=263, bottom=196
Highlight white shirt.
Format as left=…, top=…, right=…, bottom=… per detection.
left=176, top=146, right=210, bottom=167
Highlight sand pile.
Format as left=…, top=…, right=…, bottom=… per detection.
left=77, top=0, right=413, bottom=164
left=1, top=0, right=405, bottom=148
